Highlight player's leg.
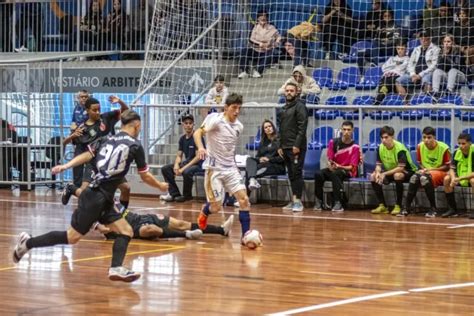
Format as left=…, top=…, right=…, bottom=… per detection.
left=422, top=171, right=444, bottom=214
left=106, top=217, right=140, bottom=282
left=401, top=173, right=421, bottom=216
left=223, top=167, right=251, bottom=237
left=198, top=169, right=224, bottom=229
left=391, top=172, right=407, bottom=215
left=61, top=163, right=92, bottom=205
left=370, top=171, right=388, bottom=214
left=118, top=180, right=130, bottom=209
left=171, top=215, right=233, bottom=236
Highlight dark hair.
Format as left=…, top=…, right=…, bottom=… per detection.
left=395, top=39, right=406, bottom=47
left=181, top=113, right=194, bottom=123
left=121, top=110, right=141, bottom=125
left=214, top=75, right=225, bottom=82
left=342, top=120, right=354, bottom=128
left=422, top=126, right=436, bottom=136
left=225, top=93, right=243, bottom=106
left=85, top=97, right=100, bottom=109
left=458, top=132, right=472, bottom=142
left=380, top=125, right=395, bottom=137
left=78, top=89, right=89, bottom=95
left=257, top=10, right=268, bottom=19
left=285, top=82, right=298, bottom=90
left=260, top=119, right=277, bottom=142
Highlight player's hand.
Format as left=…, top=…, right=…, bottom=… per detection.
left=108, top=95, right=120, bottom=103
left=52, top=165, right=67, bottom=175
left=176, top=168, right=183, bottom=176
left=411, top=74, right=421, bottom=83
left=377, top=173, right=385, bottom=185
left=277, top=148, right=283, bottom=158
left=292, top=146, right=300, bottom=155
left=197, top=148, right=207, bottom=160
left=158, top=182, right=169, bottom=192
left=71, top=127, right=84, bottom=138
left=259, top=157, right=269, bottom=163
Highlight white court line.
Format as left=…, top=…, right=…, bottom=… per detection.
left=269, top=281, right=474, bottom=315
left=267, top=291, right=409, bottom=315
left=0, top=197, right=466, bottom=227
left=409, top=282, right=474, bottom=292
left=447, top=223, right=474, bottom=229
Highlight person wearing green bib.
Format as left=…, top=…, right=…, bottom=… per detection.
left=370, top=126, right=417, bottom=215
left=443, top=132, right=474, bottom=219
left=398, top=127, right=451, bottom=218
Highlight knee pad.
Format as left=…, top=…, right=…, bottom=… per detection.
left=409, top=174, right=419, bottom=184
left=420, top=174, right=431, bottom=186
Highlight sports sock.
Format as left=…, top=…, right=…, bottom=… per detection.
left=446, top=192, right=457, bottom=211
left=239, top=210, right=250, bottom=237
left=423, top=182, right=437, bottom=209
left=405, top=182, right=418, bottom=208
left=395, top=180, right=404, bottom=206
left=111, top=234, right=131, bottom=268
left=160, top=228, right=186, bottom=238
left=202, top=202, right=211, bottom=216
left=120, top=200, right=129, bottom=209
left=371, top=182, right=386, bottom=205
left=26, top=231, right=68, bottom=249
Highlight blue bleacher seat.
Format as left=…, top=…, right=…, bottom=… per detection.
left=303, top=148, right=322, bottom=179
left=439, top=95, right=463, bottom=106
left=328, top=67, right=359, bottom=90
left=342, top=40, right=376, bottom=63
left=308, top=126, right=334, bottom=150
left=362, top=127, right=381, bottom=152
left=314, top=96, right=345, bottom=120
left=381, top=94, right=404, bottom=106
left=306, top=94, right=320, bottom=105
left=430, top=109, right=453, bottom=121
left=353, top=126, right=360, bottom=144
left=463, top=128, right=474, bottom=140
left=341, top=96, right=372, bottom=120
left=410, top=93, right=433, bottom=117
left=407, top=38, right=420, bottom=55
left=436, top=127, right=451, bottom=147
left=363, top=149, right=378, bottom=176
left=400, top=94, right=424, bottom=120
left=353, top=95, right=375, bottom=105
left=312, top=67, right=333, bottom=88
left=369, top=94, right=400, bottom=120
left=355, top=67, right=383, bottom=90
left=245, top=128, right=261, bottom=151
left=397, top=127, right=422, bottom=150
left=278, top=96, right=285, bottom=104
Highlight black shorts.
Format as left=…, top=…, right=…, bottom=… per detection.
left=129, top=214, right=170, bottom=239
left=83, top=166, right=128, bottom=186
left=71, top=187, right=121, bottom=235
left=384, top=171, right=415, bottom=184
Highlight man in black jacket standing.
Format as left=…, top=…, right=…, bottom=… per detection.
left=277, top=82, right=309, bottom=212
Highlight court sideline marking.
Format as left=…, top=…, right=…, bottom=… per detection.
left=0, top=197, right=466, bottom=228
left=268, top=282, right=474, bottom=315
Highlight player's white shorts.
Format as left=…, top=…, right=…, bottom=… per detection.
left=204, top=168, right=246, bottom=203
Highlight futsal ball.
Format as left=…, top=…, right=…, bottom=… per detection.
left=242, top=229, right=263, bottom=249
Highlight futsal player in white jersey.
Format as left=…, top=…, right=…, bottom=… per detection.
left=194, top=93, right=253, bottom=245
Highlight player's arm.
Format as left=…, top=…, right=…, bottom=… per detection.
left=193, top=127, right=207, bottom=160
left=63, top=126, right=84, bottom=145
left=52, top=151, right=93, bottom=174
left=174, top=150, right=183, bottom=170
left=108, top=95, right=129, bottom=113
left=139, top=172, right=168, bottom=191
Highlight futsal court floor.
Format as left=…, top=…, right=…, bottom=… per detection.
left=0, top=188, right=473, bottom=315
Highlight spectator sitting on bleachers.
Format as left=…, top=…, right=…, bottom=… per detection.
left=128, top=0, right=152, bottom=52
left=237, top=11, right=281, bottom=79
left=277, top=65, right=321, bottom=100
left=202, top=75, right=229, bottom=118
left=244, top=119, right=285, bottom=192
left=399, top=126, right=451, bottom=218
left=14, top=2, right=43, bottom=52
left=283, top=8, right=320, bottom=67
left=422, top=0, right=439, bottom=30
left=443, top=132, right=474, bottom=219
left=313, top=121, right=360, bottom=212
left=431, top=34, right=466, bottom=101
left=453, top=0, right=472, bottom=22
left=370, top=126, right=418, bottom=216
left=321, top=0, right=355, bottom=58
left=79, top=0, right=105, bottom=51
left=373, top=40, right=409, bottom=105
left=103, top=0, right=127, bottom=51
left=396, top=30, right=440, bottom=102
left=356, top=0, right=384, bottom=40
left=451, top=8, right=474, bottom=68
left=430, top=1, right=454, bottom=46
left=356, top=9, right=400, bottom=77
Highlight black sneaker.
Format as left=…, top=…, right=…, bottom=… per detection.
left=425, top=209, right=437, bottom=218
left=61, top=183, right=74, bottom=205
left=174, top=196, right=192, bottom=203
left=441, top=209, right=459, bottom=218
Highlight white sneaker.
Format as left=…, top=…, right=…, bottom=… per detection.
left=13, top=232, right=31, bottom=263
left=185, top=229, right=203, bottom=240
left=252, top=70, right=262, bottom=78
left=14, top=45, right=29, bottom=53
left=331, top=201, right=344, bottom=212
left=160, top=193, right=174, bottom=202
left=108, top=266, right=141, bottom=282
left=292, top=201, right=304, bottom=212
left=313, top=199, right=323, bottom=211
left=282, top=202, right=294, bottom=210
left=233, top=201, right=240, bottom=208
left=248, top=178, right=261, bottom=191
left=221, top=214, right=234, bottom=236
left=238, top=71, right=248, bottom=79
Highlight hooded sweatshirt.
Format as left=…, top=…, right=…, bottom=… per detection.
left=277, top=65, right=321, bottom=96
